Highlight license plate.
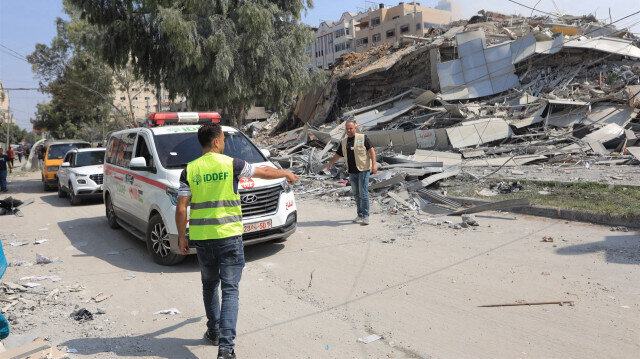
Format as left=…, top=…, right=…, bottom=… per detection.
left=244, top=220, right=272, bottom=233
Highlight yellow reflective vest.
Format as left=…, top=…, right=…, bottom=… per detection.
left=187, top=152, right=243, bottom=240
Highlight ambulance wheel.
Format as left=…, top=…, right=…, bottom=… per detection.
left=105, top=194, right=120, bottom=229
left=147, top=214, right=185, bottom=266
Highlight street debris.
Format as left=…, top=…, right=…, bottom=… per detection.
left=610, top=226, right=630, bottom=232
left=91, top=292, right=112, bottom=303
left=0, top=197, right=34, bottom=216
left=35, top=254, right=52, bottom=265
left=479, top=300, right=575, bottom=307
left=71, top=308, right=93, bottom=322
left=542, top=236, right=554, bottom=242
left=154, top=308, right=181, bottom=315
left=34, top=239, right=48, bottom=245
left=357, top=334, right=383, bottom=344
left=125, top=273, right=137, bottom=280
left=9, top=241, right=27, bottom=247
left=19, top=275, right=61, bottom=282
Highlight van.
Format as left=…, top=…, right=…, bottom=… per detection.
left=102, top=112, right=297, bottom=265
left=41, top=140, right=91, bottom=191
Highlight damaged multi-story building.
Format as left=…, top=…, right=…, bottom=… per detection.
left=308, top=1, right=462, bottom=69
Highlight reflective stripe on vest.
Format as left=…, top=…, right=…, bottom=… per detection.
left=187, top=152, right=243, bottom=240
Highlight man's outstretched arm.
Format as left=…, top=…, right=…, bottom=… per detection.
left=253, top=166, right=299, bottom=184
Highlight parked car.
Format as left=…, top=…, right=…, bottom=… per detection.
left=103, top=112, right=297, bottom=265
left=41, top=140, right=91, bottom=191
left=57, top=148, right=106, bottom=205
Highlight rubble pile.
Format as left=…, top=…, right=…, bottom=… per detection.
left=248, top=10, right=640, bottom=218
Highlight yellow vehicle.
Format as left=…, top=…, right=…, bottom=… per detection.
left=41, top=140, right=90, bottom=191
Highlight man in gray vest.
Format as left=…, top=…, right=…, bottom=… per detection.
left=326, top=120, right=377, bottom=225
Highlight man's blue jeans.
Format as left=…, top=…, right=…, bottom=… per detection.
left=0, top=170, right=6, bottom=190
left=193, top=236, right=245, bottom=349
left=349, top=170, right=370, bottom=217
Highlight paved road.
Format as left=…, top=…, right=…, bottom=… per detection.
left=1, top=172, right=639, bottom=358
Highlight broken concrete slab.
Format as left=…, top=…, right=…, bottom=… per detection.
left=446, top=118, right=513, bottom=149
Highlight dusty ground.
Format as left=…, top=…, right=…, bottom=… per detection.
left=1, top=171, right=639, bottom=359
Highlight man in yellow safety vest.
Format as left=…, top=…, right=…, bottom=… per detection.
left=175, top=123, right=298, bottom=359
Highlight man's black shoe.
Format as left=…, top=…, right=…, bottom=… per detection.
left=217, top=348, right=236, bottom=359
left=204, top=330, right=219, bottom=346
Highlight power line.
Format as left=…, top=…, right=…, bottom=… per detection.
left=0, top=43, right=28, bottom=61
left=505, top=0, right=559, bottom=17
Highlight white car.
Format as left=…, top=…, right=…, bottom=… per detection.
left=57, top=148, right=106, bottom=205
left=102, top=112, right=297, bottom=265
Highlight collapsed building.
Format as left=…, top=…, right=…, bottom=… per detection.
left=249, top=11, right=640, bottom=215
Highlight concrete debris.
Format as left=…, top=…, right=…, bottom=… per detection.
left=71, top=308, right=93, bottom=322
left=244, top=9, right=640, bottom=228
left=35, top=254, right=52, bottom=265
left=357, top=334, right=383, bottom=344
left=154, top=308, right=181, bottom=315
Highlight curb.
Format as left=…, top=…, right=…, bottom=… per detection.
left=450, top=197, right=640, bottom=229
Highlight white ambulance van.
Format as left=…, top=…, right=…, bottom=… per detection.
left=103, top=112, right=297, bottom=265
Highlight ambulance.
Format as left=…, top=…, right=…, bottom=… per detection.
left=102, top=112, right=297, bottom=265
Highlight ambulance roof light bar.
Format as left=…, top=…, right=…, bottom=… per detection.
left=147, top=112, right=221, bottom=126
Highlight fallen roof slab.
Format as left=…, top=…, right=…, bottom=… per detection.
left=564, top=36, right=640, bottom=59
left=584, top=123, right=625, bottom=143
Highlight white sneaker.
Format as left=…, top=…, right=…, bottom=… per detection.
left=361, top=216, right=370, bottom=225
left=353, top=216, right=363, bottom=223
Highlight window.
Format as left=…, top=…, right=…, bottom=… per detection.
left=424, top=22, right=440, bottom=29
left=371, top=17, right=381, bottom=27
left=133, top=97, right=138, bottom=101
left=146, top=105, right=151, bottom=109
left=356, top=37, right=369, bottom=47
left=416, top=23, right=422, bottom=30
left=131, top=87, right=137, bottom=92
left=372, top=33, right=381, bottom=42
left=143, top=87, right=149, bottom=92
left=400, top=25, right=410, bottom=34
left=120, top=97, right=126, bottom=101
left=115, top=133, right=136, bottom=168
left=153, top=131, right=265, bottom=169
left=134, top=135, right=154, bottom=168
left=392, top=16, right=399, bottom=20
left=335, top=42, right=351, bottom=52
left=63, top=152, right=73, bottom=164
left=106, top=136, right=120, bottom=165
left=386, top=29, right=395, bottom=38
left=346, top=28, right=350, bottom=35
left=74, top=151, right=105, bottom=167
left=144, top=97, right=150, bottom=100
left=335, top=29, right=345, bottom=38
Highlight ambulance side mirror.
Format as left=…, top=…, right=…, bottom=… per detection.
left=130, top=157, right=156, bottom=173
left=260, top=149, right=271, bottom=159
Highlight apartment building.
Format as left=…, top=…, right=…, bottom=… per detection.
left=113, top=83, right=182, bottom=121
left=310, top=11, right=369, bottom=68
left=0, top=78, right=15, bottom=125
left=308, top=1, right=462, bottom=69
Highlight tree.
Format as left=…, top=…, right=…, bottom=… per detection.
left=27, top=8, right=133, bottom=138
left=0, top=123, right=28, bottom=145
left=68, top=0, right=318, bottom=127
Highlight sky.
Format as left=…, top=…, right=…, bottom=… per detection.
left=1, top=0, right=639, bottom=131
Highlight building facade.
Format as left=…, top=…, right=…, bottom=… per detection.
left=308, top=1, right=462, bottom=69
left=0, top=78, right=15, bottom=125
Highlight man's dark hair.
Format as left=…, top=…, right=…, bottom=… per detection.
left=197, top=123, right=223, bottom=147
